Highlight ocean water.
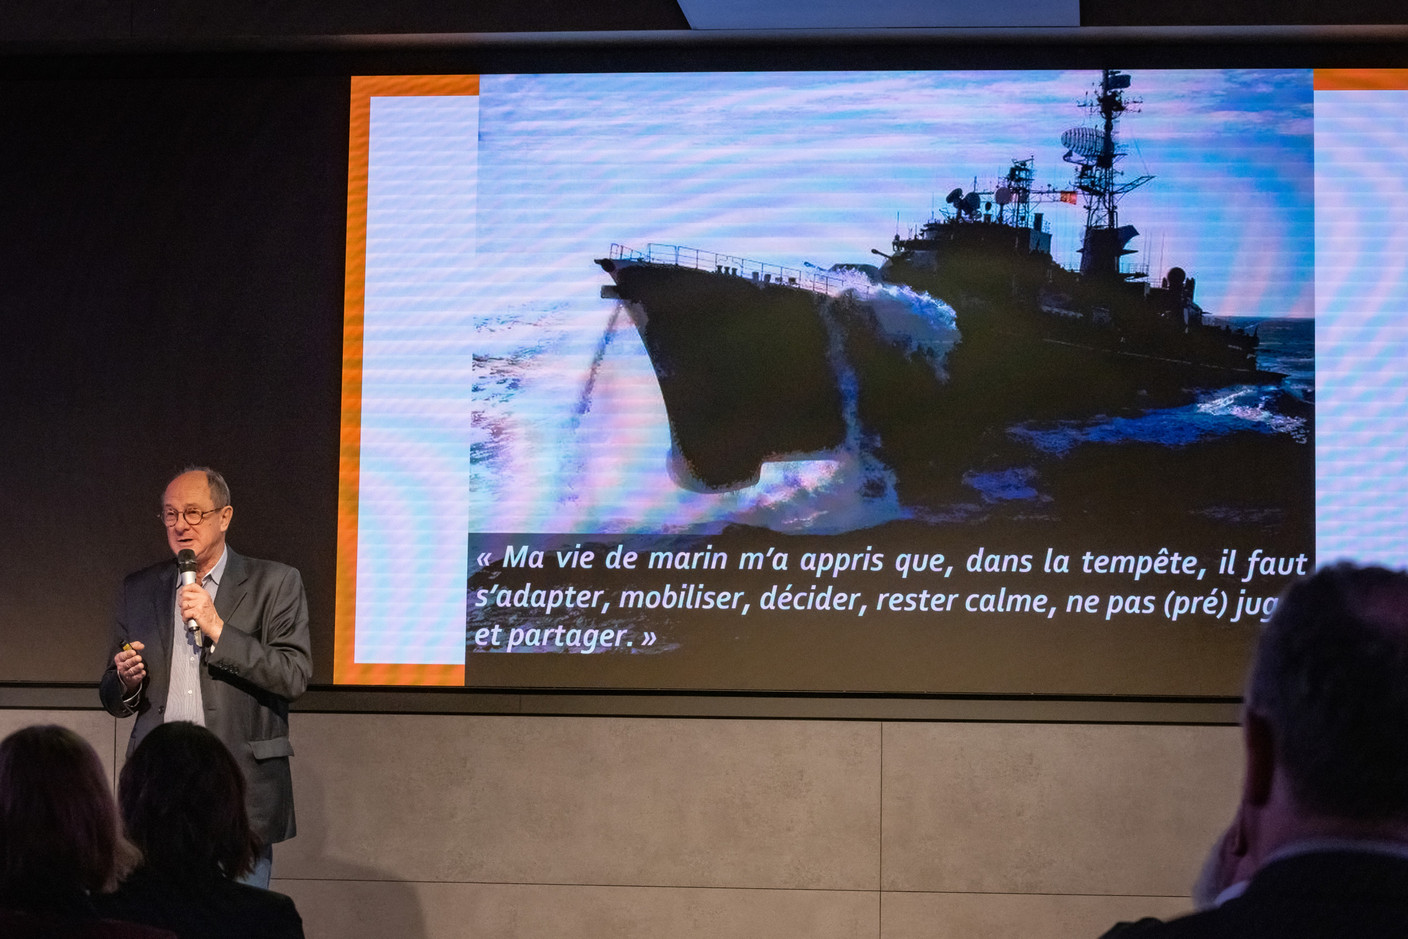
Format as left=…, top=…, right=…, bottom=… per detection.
left=470, top=287, right=914, bottom=536
left=974, top=316, right=1313, bottom=505
left=1003, top=318, right=1312, bottom=456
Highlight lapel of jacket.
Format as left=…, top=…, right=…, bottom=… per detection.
left=154, top=563, right=177, bottom=664
left=215, top=547, right=250, bottom=632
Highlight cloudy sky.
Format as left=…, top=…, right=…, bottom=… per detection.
left=476, top=68, right=1315, bottom=321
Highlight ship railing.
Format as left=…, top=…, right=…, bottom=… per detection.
left=606, top=242, right=849, bottom=297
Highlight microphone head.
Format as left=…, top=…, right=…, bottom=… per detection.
left=176, top=549, right=198, bottom=573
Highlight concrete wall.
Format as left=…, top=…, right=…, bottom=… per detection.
left=0, top=709, right=1243, bottom=939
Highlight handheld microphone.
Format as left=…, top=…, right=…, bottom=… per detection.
left=177, top=549, right=200, bottom=632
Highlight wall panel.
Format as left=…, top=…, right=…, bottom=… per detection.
left=0, top=707, right=1239, bottom=939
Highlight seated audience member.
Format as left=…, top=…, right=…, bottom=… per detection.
left=1100, top=562, right=1408, bottom=938
left=100, top=722, right=304, bottom=939
left=0, top=724, right=175, bottom=938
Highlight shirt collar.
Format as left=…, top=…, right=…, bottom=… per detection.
left=1266, top=836, right=1408, bottom=866
left=205, top=545, right=230, bottom=587
left=1213, top=879, right=1249, bottom=906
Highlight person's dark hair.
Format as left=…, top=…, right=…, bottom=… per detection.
left=1248, top=562, right=1408, bottom=821
left=178, top=466, right=231, bottom=509
left=118, top=722, right=259, bottom=879
left=0, top=724, right=121, bottom=907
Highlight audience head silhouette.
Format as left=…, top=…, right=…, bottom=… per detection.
left=1097, top=562, right=1408, bottom=939
left=1246, top=561, right=1408, bottom=825
left=0, top=724, right=123, bottom=910
left=119, top=722, right=260, bottom=879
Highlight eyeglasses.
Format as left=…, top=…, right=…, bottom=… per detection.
left=160, top=507, right=222, bottom=527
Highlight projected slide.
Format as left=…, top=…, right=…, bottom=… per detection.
left=335, top=67, right=1402, bottom=693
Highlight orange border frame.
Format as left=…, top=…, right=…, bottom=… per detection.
left=335, top=75, right=480, bottom=686
left=1314, top=69, right=1408, bottom=91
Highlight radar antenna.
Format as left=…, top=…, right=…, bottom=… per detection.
left=1071, top=69, right=1155, bottom=283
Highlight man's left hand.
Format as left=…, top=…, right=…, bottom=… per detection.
left=178, top=583, right=224, bottom=644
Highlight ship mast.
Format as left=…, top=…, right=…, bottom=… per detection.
left=1064, top=69, right=1154, bottom=283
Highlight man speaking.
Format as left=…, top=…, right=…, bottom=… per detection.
left=101, top=467, right=312, bottom=888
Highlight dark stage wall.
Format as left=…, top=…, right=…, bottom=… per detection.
left=0, top=75, right=348, bottom=684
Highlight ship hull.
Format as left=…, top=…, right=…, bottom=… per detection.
left=599, top=257, right=847, bottom=490
left=600, top=251, right=1286, bottom=506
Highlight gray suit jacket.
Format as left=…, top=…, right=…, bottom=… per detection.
left=100, top=547, right=312, bottom=845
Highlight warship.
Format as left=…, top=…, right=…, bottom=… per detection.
left=596, top=69, right=1286, bottom=499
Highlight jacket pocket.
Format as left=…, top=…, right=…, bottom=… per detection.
left=249, top=736, right=295, bottom=760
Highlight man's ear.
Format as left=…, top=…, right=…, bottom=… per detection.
left=1242, top=708, right=1276, bottom=808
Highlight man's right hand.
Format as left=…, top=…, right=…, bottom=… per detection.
left=115, top=640, right=146, bottom=693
